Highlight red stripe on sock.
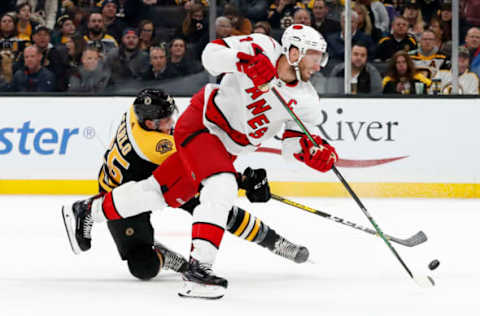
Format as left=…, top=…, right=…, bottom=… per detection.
left=102, top=192, right=122, bottom=220
left=192, top=222, right=225, bottom=248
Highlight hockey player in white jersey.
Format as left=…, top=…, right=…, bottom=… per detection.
left=171, top=24, right=338, bottom=299
left=63, top=24, right=338, bottom=300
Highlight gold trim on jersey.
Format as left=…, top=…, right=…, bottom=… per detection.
left=378, top=36, right=391, bottom=44
left=126, top=105, right=176, bottom=165
left=413, top=73, right=432, bottom=86
left=82, top=34, right=118, bottom=46
left=382, top=73, right=431, bottom=87
left=410, top=53, right=447, bottom=61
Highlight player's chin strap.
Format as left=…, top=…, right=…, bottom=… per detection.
left=285, top=51, right=304, bottom=82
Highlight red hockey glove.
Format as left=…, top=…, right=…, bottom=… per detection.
left=294, top=135, right=338, bottom=173
left=236, top=50, right=276, bottom=90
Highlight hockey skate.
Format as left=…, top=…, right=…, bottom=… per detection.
left=154, top=241, right=189, bottom=273
left=61, top=198, right=95, bottom=255
left=178, top=258, right=228, bottom=300
left=271, top=237, right=309, bottom=263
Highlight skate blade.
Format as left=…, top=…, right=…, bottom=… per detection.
left=61, top=204, right=82, bottom=255
left=178, top=281, right=226, bottom=300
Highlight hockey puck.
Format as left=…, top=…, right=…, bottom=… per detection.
left=428, top=259, right=440, bottom=270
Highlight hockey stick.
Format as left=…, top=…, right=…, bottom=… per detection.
left=271, top=194, right=427, bottom=247
left=270, top=86, right=434, bottom=287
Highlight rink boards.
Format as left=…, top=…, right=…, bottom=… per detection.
left=0, top=96, right=479, bottom=197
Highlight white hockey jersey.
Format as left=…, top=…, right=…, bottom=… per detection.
left=200, top=33, right=324, bottom=161
left=433, top=69, right=480, bottom=95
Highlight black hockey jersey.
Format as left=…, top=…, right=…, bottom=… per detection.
left=98, top=105, right=176, bottom=192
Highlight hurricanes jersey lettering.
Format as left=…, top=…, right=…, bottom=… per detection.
left=201, top=33, right=323, bottom=158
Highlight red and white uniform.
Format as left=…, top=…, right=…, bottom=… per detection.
left=95, top=33, right=327, bottom=266
left=170, top=34, right=325, bottom=264
left=200, top=33, right=324, bottom=159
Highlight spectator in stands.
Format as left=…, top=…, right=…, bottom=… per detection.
left=83, top=12, right=118, bottom=56
left=52, top=15, right=77, bottom=46
left=138, top=19, right=155, bottom=52
left=376, top=16, right=417, bottom=61
left=464, top=27, right=480, bottom=76
left=268, top=0, right=306, bottom=29
left=101, top=0, right=127, bottom=42
left=11, top=25, right=70, bottom=91
left=216, top=16, right=233, bottom=39
left=168, top=37, right=202, bottom=76
left=0, top=49, right=14, bottom=91
left=357, top=0, right=390, bottom=35
left=311, top=0, right=340, bottom=36
left=176, top=3, right=208, bottom=44
left=382, top=50, right=431, bottom=94
left=1, top=13, right=29, bottom=59
left=69, top=46, right=111, bottom=92
left=28, top=25, right=70, bottom=91
left=224, top=3, right=253, bottom=35
left=429, top=15, right=451, bottom=57
left=409, top=29, right=449, bottom=79
left=252, top=21, right=272, bottom=35
left=105, top=27, right=150, bottom=86
left=433, top=46, right=479, bottom=94
left=353, top=2, right=383, bottom=42
left=326, top=10, right=376, bottom=60
left=16, top=3, right=39, bottom=39
left=65, top=36, right=85, bottom=69
left=439, top=2, right=453, bottom=25
left=10, top=45, right=56, bottom=92
left=402, top=0, right=425, bottom=39
left=327, top=43, right=382, bottom=94
left=293, top=8, right=312, bottom=26
left=141, top=45, right=179, bottom=80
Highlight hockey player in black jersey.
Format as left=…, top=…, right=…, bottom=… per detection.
left=62, top=88, right=309, bottom=281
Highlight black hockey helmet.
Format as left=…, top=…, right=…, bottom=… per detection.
left=133, top=88, right=177, bottom=128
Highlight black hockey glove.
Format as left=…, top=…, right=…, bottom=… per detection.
left=239, top=167, right=271, bottom=203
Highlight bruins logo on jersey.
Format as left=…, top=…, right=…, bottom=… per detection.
left=156, top=139, right=173, bottom=154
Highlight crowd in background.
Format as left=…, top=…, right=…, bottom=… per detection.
left=0, top=0, right=479, bottom=95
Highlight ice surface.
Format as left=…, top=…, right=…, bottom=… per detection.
left=1, top=195, right=478, bottom=316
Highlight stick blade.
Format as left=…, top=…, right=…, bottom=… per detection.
left=401, top=231, right=428, bottom=247
left=413, top=275, right=435, bottom=288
